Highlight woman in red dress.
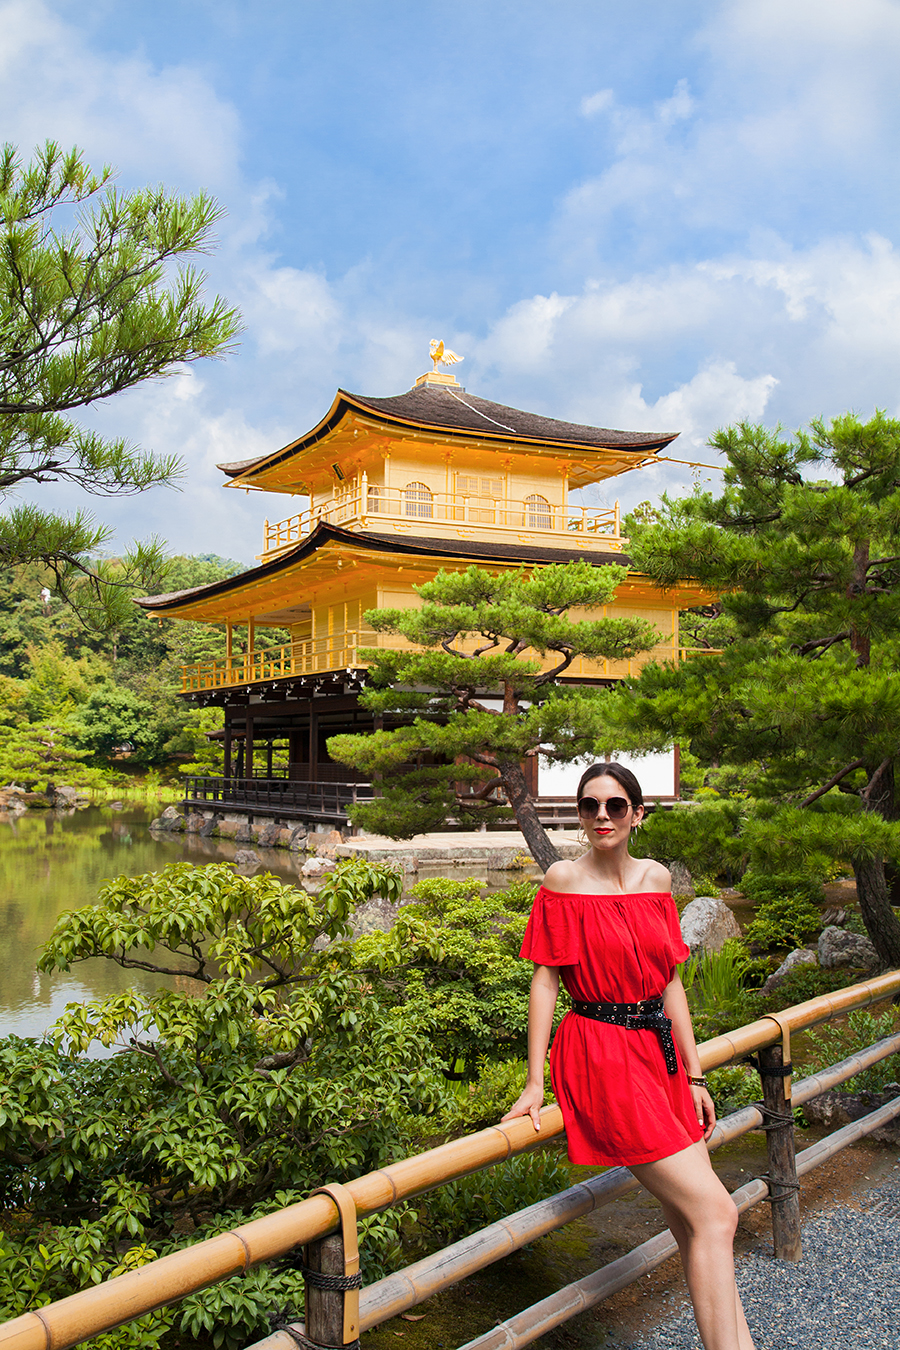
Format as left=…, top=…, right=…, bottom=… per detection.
left=503, top=762, right=755, bottom=1350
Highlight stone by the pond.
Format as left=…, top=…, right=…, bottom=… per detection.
left=761, top=947, right=818, bottom=995
left=233, top=824, right=256, bottom=843
left=302, top=856, right=336, bottom=876
left=669, top=860, right=695, bottom=900
left=314, top=828, right=345, bottom=857
left=233, top=849, right=261, bottom=867
left=183, top=812, right=206, bottom=834
left=150, top=805, right=184, bottom=832
left=50, top=784, right=90, bottom=809
left=680, top=895, right=741, bottom=954
left=199, top=815, right=221, bottom=838
left=257, top=822, right=283, bottom=848
left=802, top=1085, right=900, bottom=1143
left=288, top=828, right=308, bottom=852
left=818, top=924, right=878, bottom=969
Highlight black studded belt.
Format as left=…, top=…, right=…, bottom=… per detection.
left=570, top=996, right=679, bottom=1075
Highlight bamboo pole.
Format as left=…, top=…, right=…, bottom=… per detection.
left=245, top=1030, right=900, bottom=1349
left=4, top=977, right=900, bottom=1350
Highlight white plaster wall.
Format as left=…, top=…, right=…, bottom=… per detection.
left=538, top=750, right=677, bottom=799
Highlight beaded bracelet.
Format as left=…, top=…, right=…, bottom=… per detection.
left=687, top=1075, right=709, bottom=1088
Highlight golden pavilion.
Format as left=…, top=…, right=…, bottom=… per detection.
left=138, top=354, right=705, bottom=826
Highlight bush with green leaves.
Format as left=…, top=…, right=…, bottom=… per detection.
left=743, top=873, right=823, bottom=951
left=414, top=1149, right=570, bottom=1250
left=630, top=798, right=745, bottom=885
left=0, top=859, right=456, bottom=1348
left=800, top=1009, right=900, bottom=1094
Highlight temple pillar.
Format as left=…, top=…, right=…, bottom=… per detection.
left=309, top=709, right=319, bottom=782
left=245, top=711, right=255, bottom=778
left=224, top=721, right=232, bottom=777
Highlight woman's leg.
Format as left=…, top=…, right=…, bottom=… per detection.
left=630, top=1139, right=755, bottom=1350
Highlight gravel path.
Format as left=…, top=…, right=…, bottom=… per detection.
left=610, top=1168, right=900, bottom=1350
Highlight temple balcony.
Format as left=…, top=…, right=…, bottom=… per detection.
left=259, top=483, right=626, bottom=560
left=179, top=631, right=712, bottom=693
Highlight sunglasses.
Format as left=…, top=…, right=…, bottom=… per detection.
left=577, top=795, right=632, bottom=820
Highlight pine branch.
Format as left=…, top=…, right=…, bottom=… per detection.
left=799, top=759, right=865, bottom=808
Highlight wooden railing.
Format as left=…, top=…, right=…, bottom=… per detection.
left=180, top=633, right=366, bottom=691
left=3, top=970, right=899, bottom=1350
left=261, top=490, right=624, bottom=557
left=182, top=776, right=374, bottom=822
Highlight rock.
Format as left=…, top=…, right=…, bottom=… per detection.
left=23, top=792, right=51, bottom=808
left=818, top=925, right=878, bottom=970
left=184, top=813, right=206, bottom=834
left=802, top=1086, right=900, bottom=1144
left=302, top=856, right=336, bottom=877
left=819, top=906, right=848, bottom=929
left=216, top=819, right=240, bottom=838
left=51, top=784, right=88, bottom=808
left=669, top=860, right=695, bottom=901
left=315, top=828, right=345, bottom=858
left=199, top=815, right=221, bottom=838
left=680, top=895, right=742, bottom=955
left=108, top=801, right=124, bottom=811
left=150, top=805, right=185, bottom=832
left=233, top=849, right=261, bottom=868
left=488, top=847, right=534, bottom=871
left=257, top=822, right=283, bottom=848
left=288, top=828, right=308, bottom=852
left=234, top=824, right=256, bottom=843
left=760, top=947, right=818, bottom=995
left=352, top=894, right=402, bottom=935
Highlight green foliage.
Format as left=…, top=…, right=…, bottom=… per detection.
left=743, top=874, right=824, bottom=950
left=329, top=563, right=660, bottom=857
left=618, top=410, right=900, bottom=963
left=0, top=858, right=457, bottom=1346
left=683, top=939, right=752, bottom=1011
left=801, top=1009, right=900, bottom=1093
left=705, top=1063, right=761, bottom=1115
left=631, top=799, right=745, bottom=882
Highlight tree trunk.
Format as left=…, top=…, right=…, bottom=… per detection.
left=854, top=759, right=900, bottom=966
left=500, top=760, right=561, bottom=872
left=852, top=853, right=900, bottom=967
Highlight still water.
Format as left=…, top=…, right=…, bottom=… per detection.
left=0, top=803, right=312, bottom=1041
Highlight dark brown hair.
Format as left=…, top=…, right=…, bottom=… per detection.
left=576, top=761, right=644, bottom=808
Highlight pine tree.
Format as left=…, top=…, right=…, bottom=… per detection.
left=0, top=141, right=241, bottom=623
left=619, top=410, right=900, bottom=965
left=328, top=561, right=659, bottom=870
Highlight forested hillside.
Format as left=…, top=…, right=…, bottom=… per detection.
left=0, top=557, right=240, bottom=788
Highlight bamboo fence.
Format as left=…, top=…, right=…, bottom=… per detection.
left=1, top=970, right=899, bottom=1350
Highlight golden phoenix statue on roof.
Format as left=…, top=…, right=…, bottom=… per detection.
left=430, top=339, right=463, bottom=372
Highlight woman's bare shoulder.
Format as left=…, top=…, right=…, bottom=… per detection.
left=633, top=858, right=672, bottom=892
left=541, top=859, right=586, bottom=893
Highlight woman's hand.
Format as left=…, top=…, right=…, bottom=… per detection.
left=691, top=1084, right=716, bottom=1140
left=501, top=1082, right=544, bottom=1132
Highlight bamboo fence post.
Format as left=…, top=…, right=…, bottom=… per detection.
left=305, top=1184, right=360, bottom=1348
left=758, top=1031, right=802, bottom=1261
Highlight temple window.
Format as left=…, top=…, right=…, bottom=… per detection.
left=404, top=481, right=434, bottom=518
left=367, top=485, right=382, bottom=513
left=525, top=493, right=552, bottom=529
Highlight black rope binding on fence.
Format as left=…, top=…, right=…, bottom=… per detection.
left=744, top=1054, right=794, bottom=1079
left=755, top=1172, right=802, bottom=1205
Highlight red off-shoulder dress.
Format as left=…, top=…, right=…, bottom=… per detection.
left=520, top=886, right=704, bottom=1166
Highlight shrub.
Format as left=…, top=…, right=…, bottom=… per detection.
left=743, top=873, right=823, bottom=950
left=800, top=1009, right=900, bottom=1093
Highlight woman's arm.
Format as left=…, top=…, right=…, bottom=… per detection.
left=663, top=971, right=716, bottom=1140
left=501, top=963, right=560, bottom=1131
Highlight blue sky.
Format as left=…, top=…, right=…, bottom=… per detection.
left=4, top=0, right=900, bottom=562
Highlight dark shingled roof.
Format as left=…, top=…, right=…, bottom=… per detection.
left=136, top=521, right=631, bottom=612
left=217, top=385, right=676, bottom=476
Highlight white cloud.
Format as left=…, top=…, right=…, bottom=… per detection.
left=580, top=89, right=614, bottom=118
left=0, top=0, right=241, bottom=189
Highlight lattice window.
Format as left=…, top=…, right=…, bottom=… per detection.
left=457, top=474, right=503, bottom=498
left=367, top=485, right=382, bottom=513
left=404, top=481, right=434, bottom=518
left=525, top=494, right=553, bottom=529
